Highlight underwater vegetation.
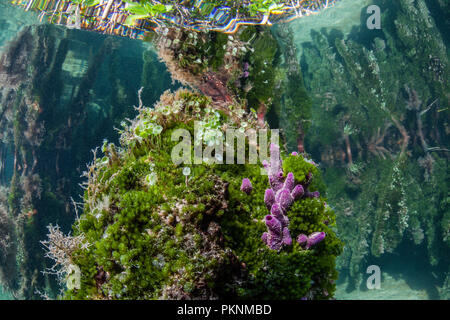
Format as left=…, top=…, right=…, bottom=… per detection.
left=0, top=185, right=18, bottom=292
left=294, top=0, right=449, bottom=298
left=47, top=88, right=341, bottom=300
left=1, top=0, right=446, bottom=300
left=0, top=0, right=344, bottom=300
left=260, top=143, right=322, bottom=251
left=0, top=23, right=174, bottom=298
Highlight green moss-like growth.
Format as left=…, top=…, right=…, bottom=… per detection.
left=62, top=89, right=342, bottom=300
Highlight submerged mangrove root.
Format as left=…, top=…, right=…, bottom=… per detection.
left=298, top=0, right=449, bottom=296
left=31, top=20, right=342, bottom=300
left=0, top=24, right=172, bottom=299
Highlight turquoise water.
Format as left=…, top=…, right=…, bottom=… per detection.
left=289, top=0, right=449, bottom=300
left=0, top=0, right=448, bottom=300
left=0, top=285, right=13, bottom=299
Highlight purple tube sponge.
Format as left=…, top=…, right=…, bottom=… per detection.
left=265, top=215, right=281, bottom=234
left=261, top=232, right=268, bottom=244
left=306, top=232, right=326, bottom=249
left=262, top=215, right=291, bottom=250
left=240, top=178, right=253, bottom=195
left=262, top=215, right=282, bottom=250
left=268, top=174, right=284, bottom=194
left=283, top=172, right=295, bottom=191
left=282, top=228, right=292, bottom=246
left=260, top=143, right=321, bottom=251
left=291, top=184, right=304, bottom=200
left=277, top=189, right=294, bottom=212
left=271, top=203, right=289, bottom=229
left=297, top=232, right=325, bottom=249
left=264, top=189, right=275, bottom=210
left=297, top=234, right=308, bottom=248
left=266, top=144, right=284, bottom=192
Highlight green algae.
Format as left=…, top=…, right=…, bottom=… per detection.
left=62, top=90, right=342, bottom=300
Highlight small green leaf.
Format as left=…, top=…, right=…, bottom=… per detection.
left=124, top=14, right=150, bottom=26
